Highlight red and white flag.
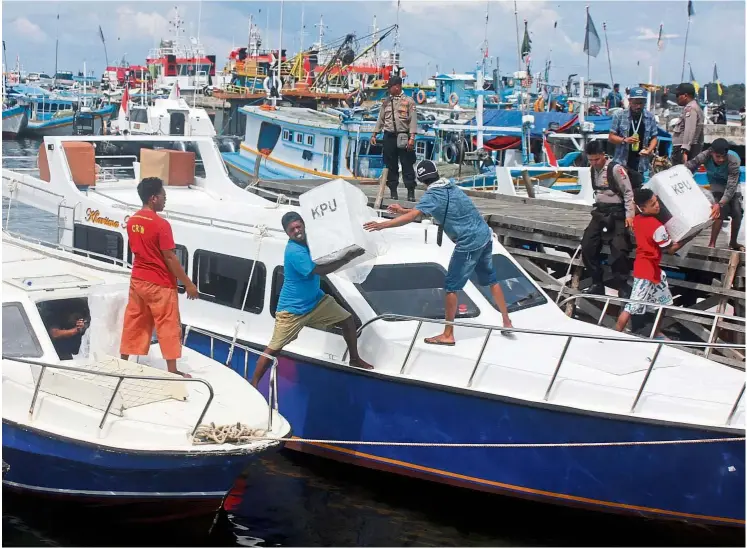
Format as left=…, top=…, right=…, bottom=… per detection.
left=121, top=85, right=129, bottom=113
left=543, top=135, right=558, bottom=167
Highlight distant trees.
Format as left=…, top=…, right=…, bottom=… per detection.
left=657, top=83, right=745, bottom=112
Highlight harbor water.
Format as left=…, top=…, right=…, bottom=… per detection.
left=1, top=138, right=743, bottom=547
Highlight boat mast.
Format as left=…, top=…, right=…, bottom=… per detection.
left=481, top=0, right=489, bottom=73
left=300, top=0, right=305, bottom=52
left=54, top=10, right=60, bottom=87
left=603, top=21, right=614, bottom=85
left=513, top=0, right=521, bottom=72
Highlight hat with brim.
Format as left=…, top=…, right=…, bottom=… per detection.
left=675, top=83, right=696, bottom=96
left=629, top=86, right=647, bottom=100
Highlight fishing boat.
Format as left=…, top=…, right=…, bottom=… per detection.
left=1, top=231, right=291, bottom=532
left=23, top=95, right=115, bottom=137
left=2, top=104, right=28, bottom=138
left=2, top=134, right=744, bottom=526
left=223, top=105, right=436, bottom=185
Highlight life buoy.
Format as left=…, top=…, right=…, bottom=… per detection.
left=444, top=143, right=459, bottom=164
left=416, top=90, right=426, bottom=104
left=262, top=76, right=283, bottom=93
left=448, top=92, right=459, bottom=107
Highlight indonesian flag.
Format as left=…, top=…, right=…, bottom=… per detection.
left=121, top=85, right=129, bottom=114
left=169, top=82, right=180, bottom=100
left=543, top=135, right=558, bottom=167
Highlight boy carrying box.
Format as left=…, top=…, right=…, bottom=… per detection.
left=615, top=188, right=693, bottom=337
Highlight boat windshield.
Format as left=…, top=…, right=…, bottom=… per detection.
left=471, top=255, right=547, bottom=313
left=2, top=303, right=44, bottom=358
left=355, top=263, right=480, bottom=320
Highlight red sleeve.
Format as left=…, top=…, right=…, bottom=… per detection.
left=157, top=218, right=176, bottom=251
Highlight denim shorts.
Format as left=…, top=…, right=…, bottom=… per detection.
left=444, top=240, right=498, bottom=293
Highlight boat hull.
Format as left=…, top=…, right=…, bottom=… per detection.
left=184, top=331, right=745, bottom=526
left=23, top=108, right=114, bottom=138
left=1, top=419, right=268, bottom=528
left=2, top=107, right=28, bottom=138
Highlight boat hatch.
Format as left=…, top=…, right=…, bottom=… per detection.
left=169, top=110, right=188, bottom=135
left=5, top=274, right=100, bottom=291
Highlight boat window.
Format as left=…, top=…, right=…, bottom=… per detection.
left=36, top=298, right=90, bottom=360
left=73, top=224, right=124, bottom=265
left=355, top=263, right=479, bottom=320
left=256, top=121, right=281, bottom=154
left=2, top=303, right=44, bottom=358
left=51, top=103, right=59, bottom=112
left=416, top=141, right=426, bottom=156
left=306, top=134, right=314, bottom=147
left=130, top=108, right=148, bottom=123
left=282, top=129, right=291, bottom=141
left=270, top=267, right=361, bottom=331
left=472, top=255, right=547, bottom=313
left=295, top=132, right=304, bottom=145
left=127, top=244, right=187, bottom=288
left=323, top=136, right=334, bottom=153
left=193, top=250, right=265, bottom=314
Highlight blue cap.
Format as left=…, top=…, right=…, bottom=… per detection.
left=629, top=87, right=648, bottom=99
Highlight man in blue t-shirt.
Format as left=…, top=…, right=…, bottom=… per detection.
left=250, top=212, right=373, bottom=387
left=364, top=160, right=513, bottom=345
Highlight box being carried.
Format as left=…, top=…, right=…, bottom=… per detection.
left=644, top=165, right=713, bottom=242
left=299, top=179, right=387, bottom=276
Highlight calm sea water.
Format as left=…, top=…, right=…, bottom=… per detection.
left=1, top=138, right=743, bottom=547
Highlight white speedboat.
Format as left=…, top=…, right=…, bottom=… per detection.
left=2, top=135, right=744, bottom=526
left=1, top=232, right=291, bottom=532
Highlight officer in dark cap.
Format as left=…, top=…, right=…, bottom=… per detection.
left=671, top=82, right=704, bottom=165
left=371, top=75, right=418, bottom=202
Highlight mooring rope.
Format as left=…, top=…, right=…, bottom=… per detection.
left=192, top=423, right=744, bottom=448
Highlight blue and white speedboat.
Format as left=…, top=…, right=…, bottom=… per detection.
left=1, top=232, right=291, bottom=531
left=3, top=135, right=744, bottom=526
left=223, top=105, right=437, bottom=185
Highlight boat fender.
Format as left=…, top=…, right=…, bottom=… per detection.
left=415, top=90, right=426, bottom=104
left=448, top=92, right=459, bottom=107
left=445, top=143, right=459, bottom=164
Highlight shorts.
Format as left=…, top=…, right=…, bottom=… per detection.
left=444, top=240, right=498, bottom=293
left=120, top=278, right=182, bottom=360
left=268, top=295, right=351, bottom=351
left=712, top=191, right=742, bottom=221
left=624, top=272, right=673, bottom=315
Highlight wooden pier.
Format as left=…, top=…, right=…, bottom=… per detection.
left=246, top=176, right=745, bottom=366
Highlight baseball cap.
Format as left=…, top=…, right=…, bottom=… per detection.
left=675, top=83, right=696, bottom=96
left=386, top=75, right=403, bottom=88
left=629, top=87, right=648, bottom=100
left=710, top=138, right=730, bottom=155
left=415, top=159, right=439, bottom=182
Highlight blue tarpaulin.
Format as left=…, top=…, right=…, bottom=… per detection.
left=468, top=110, right=619, bottom=138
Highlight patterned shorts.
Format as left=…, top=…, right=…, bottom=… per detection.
left=624, top=272, right=673, bottom=315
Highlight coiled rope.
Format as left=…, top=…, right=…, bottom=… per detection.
left=192, top=423, right=744, bottom=448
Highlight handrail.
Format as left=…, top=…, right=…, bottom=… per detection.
left=5, top=356, right=214, bottom=437
left=344, top=313, right=745, bottom=426
left=182, top=325, right=279, bottom=432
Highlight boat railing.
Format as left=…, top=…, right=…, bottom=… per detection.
left=182, top=325, right=279, bottom=432
left=5, top=356, right=214, bottom=438
left=558, top=293, right=745, bottom=359
left=343, top=313, right=745, bottom=426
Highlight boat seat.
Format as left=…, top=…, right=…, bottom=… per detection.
left=139, top=148, right=195, bottom=186
left=37, top=142, right=96, bottom=186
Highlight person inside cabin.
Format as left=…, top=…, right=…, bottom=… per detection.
left=684, top=138, right=744, bottom=250
left=250, top=212, right=374, bottom=388
left=606, top=83, right=622, bottom=109
left=581, top=140, right=636, bottom=298
left=608, top=87, right=658, bottom=177
left=363, top=160, right=513, bottom=346
left=615, top=188, right=694, bottom=336
left=49, top=307, right=88, bottom=360
left=671, top=83, right=704, bottom=165
left=120, top=177, right=199, bottom=378
left=370, top=75, right=418, bottom=202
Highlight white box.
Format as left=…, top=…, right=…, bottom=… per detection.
left=644, top=165, right=713, bottom=242
left=299, top=179, right=387, bottom=274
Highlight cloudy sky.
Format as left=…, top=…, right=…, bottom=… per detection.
left=2, top=0, right=745, bottom=87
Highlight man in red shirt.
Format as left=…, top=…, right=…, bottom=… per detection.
left=615, top=188, right=690, bottom=337
left=120, top=177, right=198, bottom=377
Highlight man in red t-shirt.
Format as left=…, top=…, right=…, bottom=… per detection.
left=120, top=177, right=198, bottom=377
left=615, top=188, right=691, bottom=337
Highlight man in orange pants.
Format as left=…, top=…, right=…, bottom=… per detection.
left=120, top=177, right=198, bottom=377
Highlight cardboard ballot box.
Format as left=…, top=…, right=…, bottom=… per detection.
left=139, top=148, right=195, bottom=186
left=299, top=179, right=386, bottom=271
left=644, top=165, right=713, bottom=242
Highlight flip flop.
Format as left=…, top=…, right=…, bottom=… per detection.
left=424, top=337, right=456, bottom=346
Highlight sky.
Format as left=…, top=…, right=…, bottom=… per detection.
left=1, top=0, right=745, bottom=88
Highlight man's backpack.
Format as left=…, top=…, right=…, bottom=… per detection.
left=604, top=160, right=643, bottom=194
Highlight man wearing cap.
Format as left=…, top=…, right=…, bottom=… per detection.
left=671, top=83, right=704, bottom=165
left=606, top=84, right=623, bottom=110
left=371, top=75, right=418, bottom=202
left=608, top=86, right=658, bottom=176
left=250, top=212, right=373, bottom=387
left=363, top=160, right=513, bottom=346
left=685, top=138, right=744, bottom=250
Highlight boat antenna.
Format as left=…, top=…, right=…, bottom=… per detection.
left=681, top=2, right=693, bottom=82
left=54, top=9, right=60, bottom=86
left=273, top=0, right=284, bottom=107
left=315, top=15, right=327, bottom=50
left=513, top=0, right=521, bottom=72
left=603, top=21, right=614, bottom=85
left=299, top=0, right=305, bottom=52
left=481, top=0, right=489, bottom=72
left=197, top=0, right=202, bottom=45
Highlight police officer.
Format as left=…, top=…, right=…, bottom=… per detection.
left=671, top=82, right=704, bottom=165
left=371, top=75, right=418, bottom=202
left=581, top=140, right=636, bottom=298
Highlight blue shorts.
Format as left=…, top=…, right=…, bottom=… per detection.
left=445, top=240, right=497, bottom=293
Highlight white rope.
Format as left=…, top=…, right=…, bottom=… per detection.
left=192, top=424, right=744, bottom=448
left=4, top=179, right=18, bottom=230
left=556, top=244, right=583, bottom=304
